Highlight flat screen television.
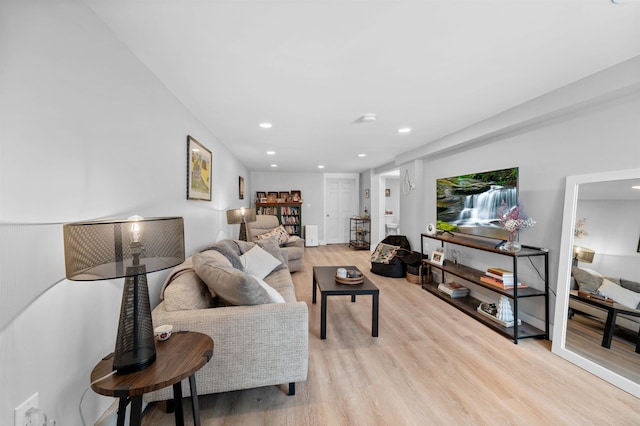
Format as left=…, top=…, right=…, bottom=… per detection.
left=436, top=167, right=518, bottom=240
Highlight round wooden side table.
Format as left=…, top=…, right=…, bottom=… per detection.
left=91, top=331, right=213, bottom=426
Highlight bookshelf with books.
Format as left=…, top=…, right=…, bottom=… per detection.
left=255, top=202, right=302, bottom=237
left=419, top=233, right=549, bottom=344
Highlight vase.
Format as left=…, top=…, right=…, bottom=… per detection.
left=501, top=231, right=521, bottom=252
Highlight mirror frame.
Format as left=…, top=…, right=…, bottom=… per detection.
left=552, top=167, right=640, bottom=398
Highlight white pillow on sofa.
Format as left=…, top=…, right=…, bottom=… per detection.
left=597, top=278, right=640, bottom=309
left=239, top=245, right=282, bottom=279
left=250, top=275, right=285, bottom=303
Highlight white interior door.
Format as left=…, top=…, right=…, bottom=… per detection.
left=325, top=176, right=358, bottom=244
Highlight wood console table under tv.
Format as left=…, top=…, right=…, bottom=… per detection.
left=420, top=233, right=549, bottom=344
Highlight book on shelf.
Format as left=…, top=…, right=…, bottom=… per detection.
left=486, top=267, right=514, bottom=277
left=438, top=282, right=470, bottom=298
left=480, top=275, right=527, bottom=289
left=484, top=271, right=514, bottom=284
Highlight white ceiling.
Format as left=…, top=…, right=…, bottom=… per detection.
left=84, top=0, right=640, bottom=173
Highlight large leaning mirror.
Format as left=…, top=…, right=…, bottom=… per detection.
left=552, top=168, right=640, bottom=398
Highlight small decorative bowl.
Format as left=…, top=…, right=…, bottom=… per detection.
left=154, top=324, right=173, bottom=341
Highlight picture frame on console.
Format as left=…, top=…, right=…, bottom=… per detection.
left=431, top=250, right=445, bottom=266
left=186, top=135, right=212, bottom=201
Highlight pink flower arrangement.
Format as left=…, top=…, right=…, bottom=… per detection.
left=498, top=201, right=535, bottom=234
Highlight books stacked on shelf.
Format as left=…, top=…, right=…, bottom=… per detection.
left=437, top=282, right=470, bottom=298
left=481, top=267, right=527, bottom=289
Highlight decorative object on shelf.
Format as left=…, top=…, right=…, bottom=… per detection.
left=335, top=269, right=364, bottom=285
left=291, top=190, right=302, bottom=202
left=496, top=296, right=515, bottom=323
left=227, top=207, right=256, bottom=241
left=63, top=216, right=185, bottom=373
left=430, top=249, right=445, bottom=265
left=363, top=206, right=369, bottom=219
left=239, top=176, right=245, bottom=200
left=574, top=217, right=588, bottom=238
left=186, top=135, right=212, bottom=201
left=426, top=223, right=436, bottom=235
left=572, top=245, right=595, bottom=266
left=256, top=191, right=266, bottom=202
left=498, top=201, right=535, bottom=252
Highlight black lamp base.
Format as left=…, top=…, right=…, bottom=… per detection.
left=113, top=266, right=157, bottom=373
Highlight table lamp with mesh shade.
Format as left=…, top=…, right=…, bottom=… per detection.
left=63, top=216, right=184, bottom=373
left=226, top=207, right=256, bottom=241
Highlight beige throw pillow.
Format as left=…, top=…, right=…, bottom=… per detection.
left=239, top=245, right=282, bottom=279
left=257, top=224, right=289, bottom=245
left=193, top=253, right=272, bottom=306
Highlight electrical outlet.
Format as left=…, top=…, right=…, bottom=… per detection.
left=14, top=393, right=38, bottom=426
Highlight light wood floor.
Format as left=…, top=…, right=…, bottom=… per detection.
left=143, top=244, right=640, bottom=425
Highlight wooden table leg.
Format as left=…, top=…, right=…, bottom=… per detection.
left=312, top=276, right=317, bottom=304
left=321, top=292, right=327, bottom=339
left=173, top=382, right=185, bottom=426
left=189, top=374, right=201, bottom=426
left=602, top=309, right=618, bottom=348
left=130, top=396, right=143, bottom=426
left=372, top=292, right=379, bottom=337
left=116, top=397, right=128, bottom=426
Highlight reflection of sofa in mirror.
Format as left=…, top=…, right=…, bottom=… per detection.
left=570, top=267, right=640, bottom=333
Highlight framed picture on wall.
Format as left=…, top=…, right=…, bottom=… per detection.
left=186, top=135, right=212, bottom=201
left=364, top=189, right=369, bottom=199
left=385, top=188, right=391, bottom=197
left=239, top=176, right=245, bottom=200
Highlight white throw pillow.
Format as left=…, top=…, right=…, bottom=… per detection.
left=597, top=278, right=640, bottom=309
left=239, top=245, right=282, bottom=279
left=250, top=275, right=285, bottom=304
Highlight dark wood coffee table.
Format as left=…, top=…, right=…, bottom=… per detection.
left=91, top=331, right=213, bottom=426
left=312, top=265, right=379, bottom=339
left=570, top=291, right=640, bottom=353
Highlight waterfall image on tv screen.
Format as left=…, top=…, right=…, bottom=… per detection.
left=436, top=167, right=518, bottom=240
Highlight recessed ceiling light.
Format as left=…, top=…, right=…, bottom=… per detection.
left=318, top=165, right=325, bottom=169
left=266, top=151, right=275, bottom=155
left=398, top=128, right=411, bottom=133
left=259, top=123, right=273, bottom=129
left=358, top=153, right=366, bottom=157
left=360, top=113, right=376, bottom=122
left=270, top=164, right=278, bottom=168
left=632, top=185, right=640, bottom=190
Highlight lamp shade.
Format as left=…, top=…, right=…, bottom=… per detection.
left=63, top=217, right=185, bottom=281
left=226, top=208, right=256, bottom=225
left=573, top=245, right=595, bottom=264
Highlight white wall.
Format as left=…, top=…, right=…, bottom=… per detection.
left=0, top=1, right=249, bottom=424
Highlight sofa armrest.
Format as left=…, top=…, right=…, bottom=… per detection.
left=283, top=237, right=304, bottom=249
left=147, top=300, right=308, bottom=399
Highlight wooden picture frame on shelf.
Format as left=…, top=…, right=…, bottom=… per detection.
left=290, top=190, right=302, bottom=202
left=278, top=191, right=289, bottom=202
left=256, top=191, right=266, bottom=202
left=431, top=250, right=445, bottom=266
left=267, top=192, right=278, bottom=203
left=186, top=135, right=212, bottom=201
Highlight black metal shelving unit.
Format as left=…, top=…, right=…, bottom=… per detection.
left=420, top=233, right=549, bottom=343
left=349, top=218, right=370, bottom=250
